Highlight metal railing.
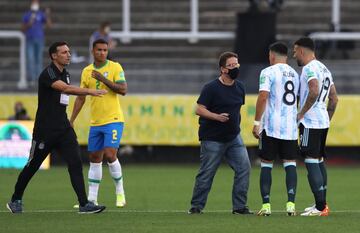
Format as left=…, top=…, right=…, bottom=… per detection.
left=111, top=0, right=235, bottom=44
left=310, top=0, right=360, bottom=41
left=0, top=0, right=354, bottom=90
left=332, top=0, right=341, bottom=32
left=113, top=0, right=350, bottom=44
left=309, top=32, right=360, bottom=41
left=0, top=30, right=27, bottom=89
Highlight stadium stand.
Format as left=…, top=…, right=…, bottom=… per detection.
left=0, top=0, right=359, bottom=93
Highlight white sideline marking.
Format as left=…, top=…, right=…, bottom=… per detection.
left=1, top=209, right=360, bottom=213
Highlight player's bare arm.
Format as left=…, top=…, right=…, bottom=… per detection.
left=298, top=79, right=318, bottom=121
left=327, top=84, right=338, bottom=120
left=252, top=91, right=269, bottom=139
left=91, top=70, right=127, bottom=95
left=70, top=96, right=86, bottom=127
left=51, top=80, right=107, bottom=96
left=195, top=104, right=229, bottom=122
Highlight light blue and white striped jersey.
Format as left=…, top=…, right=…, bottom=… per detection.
left=259, top=63, right=299, bottom=140
left=299, top=60, right=334, bottom=129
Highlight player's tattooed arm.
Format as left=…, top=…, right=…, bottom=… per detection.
left=298, top=79, right=318, bottom=121
left=327, top=84, right=338, bottom=120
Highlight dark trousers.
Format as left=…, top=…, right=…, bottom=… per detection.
left=190, top=135, right=251, bottom=210
left=11, top=127, right=88, bottom=206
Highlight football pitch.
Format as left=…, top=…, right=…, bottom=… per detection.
left=0, top=164, right=359, bottom=233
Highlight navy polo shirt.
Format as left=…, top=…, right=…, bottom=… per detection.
left=197, top=78, right=245, bottom=142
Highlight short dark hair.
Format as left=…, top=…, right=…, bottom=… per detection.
left=269, top=42, right=288, bottom=56
left=100, top=21, right=111, bottom=29
left=218, top=52, right=238, bottom=68
left=294, top=37, right=315, bottom=51
left=48, top=41, right=68, bottom=60
left=92, top=38, right=108, bottom=49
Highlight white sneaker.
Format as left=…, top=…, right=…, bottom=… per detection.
left=304, top=204, right=316, bottom=212
left=301, top=207, right=329, bottom=216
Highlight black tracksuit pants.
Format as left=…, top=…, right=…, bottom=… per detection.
left=11, top=127, right=88, bottom=206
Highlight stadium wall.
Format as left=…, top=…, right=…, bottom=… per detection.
left=0, top=94, right=359, bottom=147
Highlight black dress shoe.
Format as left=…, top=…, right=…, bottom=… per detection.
left=232, top=206, right=253, bottom=214
left=188, top=207, right=203, bottom=214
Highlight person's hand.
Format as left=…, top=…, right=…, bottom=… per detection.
left=69, top=120, right=74, bottom=128
left=45, top=7, right=51, bottom=15
left=297, top=112, right=304, bottom=122
left=88, top=89, right=107, bottom=96
left=109, top=39, right=117, bottom=49
left=252, top=125, right=260, bottom=139
left=216, top=113, right=229, bottom=122
left=91, top=70, right=105, bottom=82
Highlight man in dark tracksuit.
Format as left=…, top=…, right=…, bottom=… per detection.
left=6, top=41, right=107, bottom=214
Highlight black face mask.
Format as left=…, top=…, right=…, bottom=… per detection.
left=227, top=67, right=240, bottom=80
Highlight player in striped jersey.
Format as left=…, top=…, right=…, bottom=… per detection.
left=293, top=37, right=338, bottom=216
left=252, top=42, right=299, bottom=216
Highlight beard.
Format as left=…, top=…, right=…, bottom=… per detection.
left=296, top=59, right=303, bottom=67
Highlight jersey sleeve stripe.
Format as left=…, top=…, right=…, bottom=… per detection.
left=47, top=67, right=57, bottom=80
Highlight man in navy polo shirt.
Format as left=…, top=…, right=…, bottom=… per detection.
left=188, top=52, right=252, bottom=215
left=22, top=0, right=52, bottom=85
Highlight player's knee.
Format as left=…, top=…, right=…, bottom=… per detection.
left=104, top=148, right=118, bottom=162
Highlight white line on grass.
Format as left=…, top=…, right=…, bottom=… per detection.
left=1, top=209, right=360, bottom=213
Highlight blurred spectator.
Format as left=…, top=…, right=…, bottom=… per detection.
left=22, top=0, right=52, bottom=86
left=8, top=102, right=31, bottom=120
left=89, top=21, right=117, bottom=62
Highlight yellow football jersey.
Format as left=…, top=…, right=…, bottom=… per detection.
left=80, top=60, right=126, bottom=126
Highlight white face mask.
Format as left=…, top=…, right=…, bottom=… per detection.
left=104, top=26, right=111, bottom=34
left=31, top=3, right=39, bottom=11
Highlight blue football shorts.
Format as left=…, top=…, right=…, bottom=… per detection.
left=88, top=122, right=124, bottom=152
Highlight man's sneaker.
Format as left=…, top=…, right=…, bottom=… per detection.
left=6, top=200, right=23, bottom=213
left=116, top=194, right=126, bottom=208
left=232, top=206, right=253, bottom=214
left=257, top=203, right=271, bottom=216
left=286, top=202, right=296, bottom=216
left=78, top=202, right=106, bottom=214
left=300, top=206, right=329, bottom=216
left=188, top=207, right=203, bottom=214
left=73, top=200, right=98, bottom=209
left=304, top=204, right=315, bottom=212
left=304, top=204, right=329, bottom=213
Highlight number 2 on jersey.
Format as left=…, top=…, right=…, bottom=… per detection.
left=112, top=129, right=118, bottom=140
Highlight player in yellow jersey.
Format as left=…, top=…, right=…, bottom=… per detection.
left=70, top=39, right=127, bottom=207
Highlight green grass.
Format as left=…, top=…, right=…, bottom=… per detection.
left=0, top=164, right=359, bottom=233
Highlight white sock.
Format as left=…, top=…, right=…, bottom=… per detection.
left=88, top=162, right=102, bottom=202
left=108, top=159, right=124, bottom=195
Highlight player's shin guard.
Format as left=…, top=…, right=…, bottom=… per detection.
left=284, top=162, right=297, bottom=203
left=260, top=162, right=273, bottom=204
left=88, top=162, right=103, bottom=202
left=108, top=159, right=124, bottom=194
